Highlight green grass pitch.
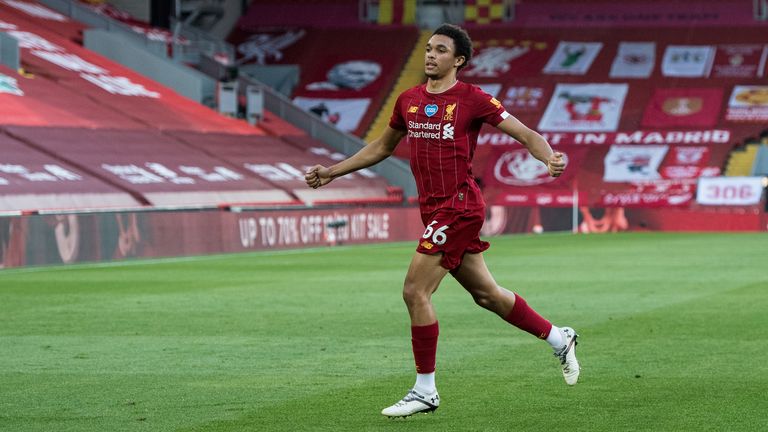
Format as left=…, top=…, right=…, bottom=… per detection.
left=1, top=232, right=767, bottom=431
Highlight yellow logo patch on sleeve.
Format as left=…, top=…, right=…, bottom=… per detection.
left=420, top=241, right=434, bottom=250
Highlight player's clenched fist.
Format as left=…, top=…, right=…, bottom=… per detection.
left=305, top=165, right=332, bottom=189
left=547, top=152, right=566, bottom=177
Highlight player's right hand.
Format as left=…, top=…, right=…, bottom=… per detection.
left=547, top=152, right=566, bottom=177
left=305, top=165, right=333, bottom=189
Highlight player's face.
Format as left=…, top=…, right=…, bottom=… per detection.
left=425, top=35, right=464, bottom=79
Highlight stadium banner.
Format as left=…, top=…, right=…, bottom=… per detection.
left=609, top=42, right=655, bottom=78
left=3, top=201, right=765, bottom=268
left=725, top=86, right=768, bottom=122
left=476, top=83, right=502, bottom=98
left=660, top=146, right=720, bottom=180
left=477, top=129, right=732, bottom=146
left=292, top=97, right=370, bottom=133
left=0, top=206, right=424, bottom=268
left=712, top=44, right=768, bottom=78
left=601, top=180, right=696, bottom=207
left=463, top=39, right=551, bottom=79
left=498, top=85, right=549, bottom=113
left=542, top=42, right=602, bottom=75
left=661, top=45, right=715, bottom=77
left=603, top=145, right=668, bottom=182
left=514, top=2, right=755, bottom=28
left=538, top=84, right=628, bottom=132
left=641, top=88, right=724, bottom=128
left=696, top=177, right=765, bottom=205
left=482, top=145, right=588, bottom=207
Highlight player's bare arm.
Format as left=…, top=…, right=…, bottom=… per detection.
left=495, top=116, right=566, bottom=177
left=304, top=126, right=406, bottom=189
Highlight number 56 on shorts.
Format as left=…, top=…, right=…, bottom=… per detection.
left=422, top=220, right=449, bottom=245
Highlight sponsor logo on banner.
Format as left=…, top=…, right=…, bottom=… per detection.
left=293, top=97, right=371, bottom=132
left=697, top=177, right=765, bottom=205
left=538, top=83, right=628, bottom=132
left=306, top=60, right=381, bottom=91
left=501, top=86, right=545, bottom=112
left=0, top=73, right=23, bottom=96
left=603, top=145, right=668, bottom=182
left=476, top=83, right=502, bottom=98
left=673, top=146, right=709, bottom=165
left=641, top=88, right=723, bottom=128
left=726, top=85, right=768, bottom=122
left=493, top=149, right=567, bottom=186
left=661, top=45, right=715, bottom=77
left=610, top=42, right=655, bottom=78
left=713, top=44, right=768, bottom=78
left=603, top=180, right=695, bottom=207
left=464, top=46, right=531, bottom=77
left=543, top=42, right=603, bottom=75
left=661, top=146, right=719, bottom=179
left=464, top=40, right=548, bottom=78
left=236, top=30, right=306, bottom=65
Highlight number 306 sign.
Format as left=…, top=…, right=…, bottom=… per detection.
left=696, top=177, right=765, bottom=206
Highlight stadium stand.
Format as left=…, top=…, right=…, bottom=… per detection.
left=0, top=0, right=766, bottom=269
left=228, top=26, right=419, bottom=137
left=0, top=128, right=141, bottom=210
left=0, top=0, right=404, bottom=211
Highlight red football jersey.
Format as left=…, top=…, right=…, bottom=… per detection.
left=389, top=81, right=509, bottom=214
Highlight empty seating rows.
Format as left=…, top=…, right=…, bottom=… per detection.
left=0, top=1, right=397, bottom=211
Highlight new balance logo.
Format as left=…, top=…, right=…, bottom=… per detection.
left=442, top=123, right=454, bottom=140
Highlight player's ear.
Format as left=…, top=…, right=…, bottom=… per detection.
left=455, top=56, right=465, bottom=69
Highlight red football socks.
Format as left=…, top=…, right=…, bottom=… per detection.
left=503, top=293, right=553, bottom=339
left=411, top=321, right=439, bottom=374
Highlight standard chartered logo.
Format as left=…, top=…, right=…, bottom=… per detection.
left=407, top=120, right=455, bottom=140
left=442, top=123, right=454, bottom=140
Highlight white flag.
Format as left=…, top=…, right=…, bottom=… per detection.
left=538, top=83, right=628, bottom=132
left=543, top=42, right=602, bottom=75
left=610, top=42, right=655, bottom=78
left=603, top=145, right=669, bottom=182
left=662, top=45, right=715, bottom=77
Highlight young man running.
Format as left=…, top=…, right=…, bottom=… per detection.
left=305, top=23, right=579, bottom=418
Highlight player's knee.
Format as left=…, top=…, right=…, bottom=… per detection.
left=402, top=281, right=428, bottom=306
left=471, top=287, right=500, bottom=310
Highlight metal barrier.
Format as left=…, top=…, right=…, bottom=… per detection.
left=0, top=32, right=19, bottom=71
left=38, top=0, right=234, bottom=64
left=755, top=0, right=768, bottom=20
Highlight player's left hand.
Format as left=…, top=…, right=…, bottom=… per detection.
left=305, top=165, right=333, bottom=189
left=547, top=152, right=566, bottom=177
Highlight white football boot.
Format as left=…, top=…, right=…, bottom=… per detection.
left=381, top=388, right=440, bottom=418
left=554, top=327, right=580, bottom=385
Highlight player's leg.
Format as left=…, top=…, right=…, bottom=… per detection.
left=451, top=252, right=580, bottom=385
left=381, top=252, right=448, bottom=418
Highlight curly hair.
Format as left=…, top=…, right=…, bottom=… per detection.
left=432, top=24, right=473, bottom=71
